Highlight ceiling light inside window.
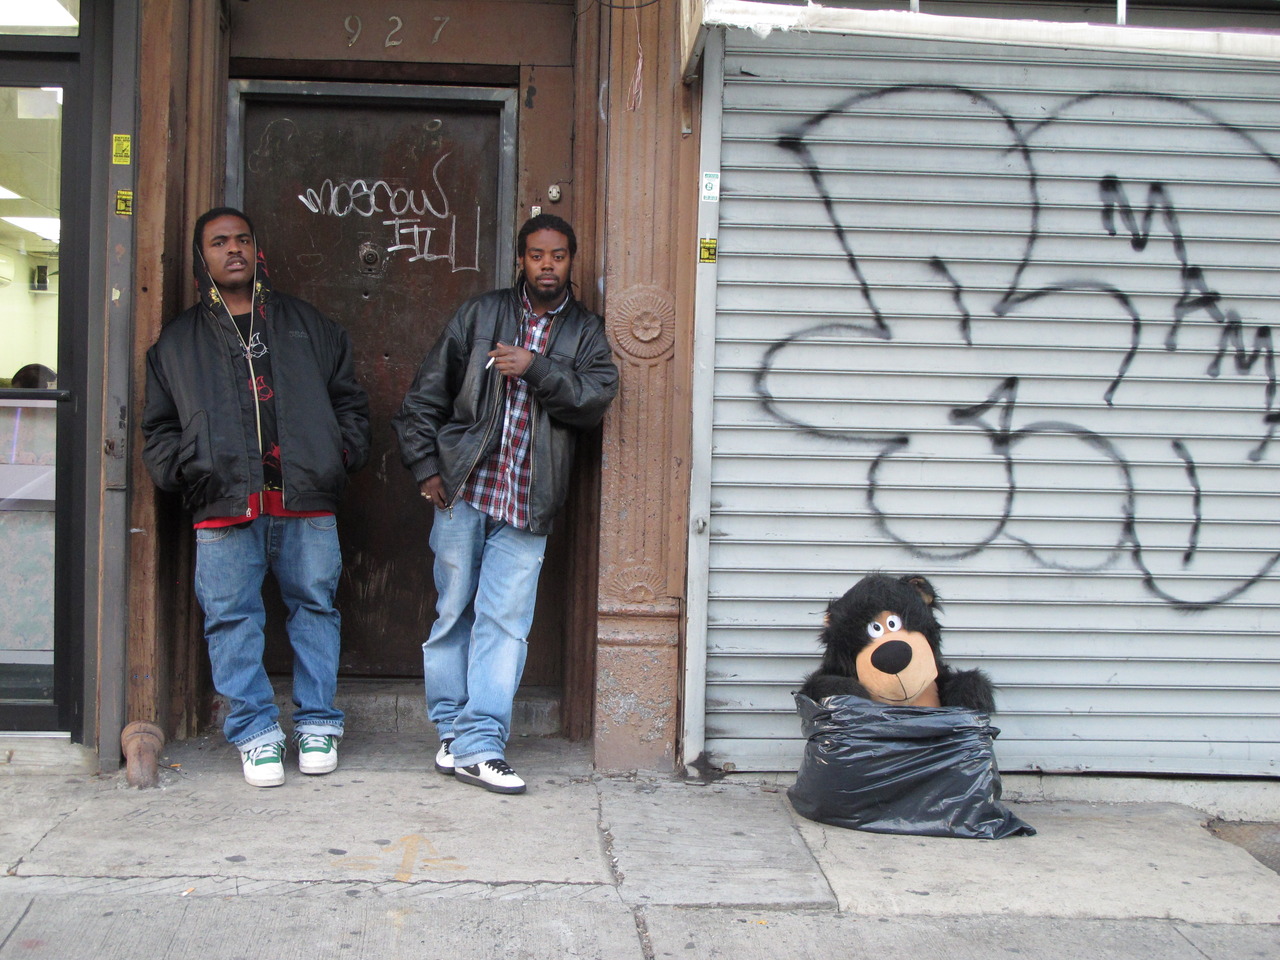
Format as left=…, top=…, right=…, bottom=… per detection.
left=0, top=1, right=78, bottom=27
left=2, top=217, right=60, bottom=243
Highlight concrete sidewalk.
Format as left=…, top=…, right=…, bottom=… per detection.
left=1, top=733, right=1277, bottom=959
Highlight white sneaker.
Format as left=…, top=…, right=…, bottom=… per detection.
left=240, top=741, right=285, bottom=787
left=455, top=757, right=526, bottom=794
left=434, top=738, right=455, bottom=775
left=295, top=733, right=339, bottom=775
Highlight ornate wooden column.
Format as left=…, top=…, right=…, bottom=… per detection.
left=584, top=0, right=700, bottom=772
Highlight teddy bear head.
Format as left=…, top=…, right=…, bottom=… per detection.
left=822, top=573, right=943, bottom=707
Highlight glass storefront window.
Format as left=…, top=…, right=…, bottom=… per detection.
left=0, top=83, right=60, bottom=705
left=0, top=1, right=78, bottom=38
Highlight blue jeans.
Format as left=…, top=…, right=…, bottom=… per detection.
left=424, top=499, right=547, bottom=768
left=194, top=514, right=345, bottom=750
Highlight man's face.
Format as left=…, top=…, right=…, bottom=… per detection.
left=201, top=214, right=256, bottom=293
left=519, top=228, right=572, bottom=306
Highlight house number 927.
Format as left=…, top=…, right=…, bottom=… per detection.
left=344, top=15, right=450, bottom=48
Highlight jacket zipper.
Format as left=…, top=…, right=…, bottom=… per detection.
left=446, top=339, right=507, bottom=516
left=218, top=296, right=263, bottom=518
left=525, top=313, right=558, bottom=502
left=245, top=348, right=262, bottom=517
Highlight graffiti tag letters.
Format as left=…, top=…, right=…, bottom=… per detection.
left=759, top=85, right=1280, bottom=609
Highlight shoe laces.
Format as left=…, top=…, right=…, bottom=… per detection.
left=297, top=733, right=332, bottom=751
left=246, top=742, right=282, bottom=762
left=484, top=758, right=516, bottom=776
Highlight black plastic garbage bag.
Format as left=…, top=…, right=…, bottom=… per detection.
left=787, top=694, right=1035, bottom=839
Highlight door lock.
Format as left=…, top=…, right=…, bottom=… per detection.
left=357, top=242, right=388, bottom=278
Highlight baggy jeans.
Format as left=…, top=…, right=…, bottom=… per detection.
left=194, top=514, right=345, bottom=750
left=423, top=499, right=547, bottom=768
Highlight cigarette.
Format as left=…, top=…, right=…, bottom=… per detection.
left=485, top=356, right=495, bottom=369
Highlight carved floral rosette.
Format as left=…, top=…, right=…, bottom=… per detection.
left=607, top=285, right=676, bottom=363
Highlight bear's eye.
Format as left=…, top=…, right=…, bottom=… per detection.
left=866, top=621, right=884, bottom=639
left=885, top=615, right=902, bottom=632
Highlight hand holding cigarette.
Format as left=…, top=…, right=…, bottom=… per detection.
left=486, top=341, right=534, bottom=377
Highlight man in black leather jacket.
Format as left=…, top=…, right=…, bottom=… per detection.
left=142, top=207, right=370, bottom=787
left=393, top=214, right=617, bottom=794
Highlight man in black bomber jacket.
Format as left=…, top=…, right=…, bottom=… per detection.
left=393, top=214, right=617, bottom=795
left=141, top=207, right=370, bottom=788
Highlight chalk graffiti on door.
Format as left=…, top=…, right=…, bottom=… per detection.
left=295, top=154, right=480, bottom=273
left=756, top=85, right=1280, bottom=609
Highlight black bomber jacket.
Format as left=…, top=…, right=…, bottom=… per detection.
left=141, top=292, right=371, bottom=522
left=392, top=286, right=619, bottom=536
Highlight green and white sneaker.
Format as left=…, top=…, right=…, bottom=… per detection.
left=240, top=741, right=285, bottom=787
left=296, top=733, right=339, bottom=775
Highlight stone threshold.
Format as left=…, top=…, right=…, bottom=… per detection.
left=211, top=679, right=562, bottom=738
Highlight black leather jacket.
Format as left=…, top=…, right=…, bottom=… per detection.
left=141, top=292, right=371, bottom=522
left=392, top=286, right=618, bottom=536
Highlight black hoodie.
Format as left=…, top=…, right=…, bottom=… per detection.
left=141, top=226, right=370, bottom=522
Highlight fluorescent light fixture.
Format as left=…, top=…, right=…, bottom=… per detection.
left=0, top=1, right=77, bottom=27
left=2, top=217, right=60, bottom=243
left=0, top=185, right=20, bottom=200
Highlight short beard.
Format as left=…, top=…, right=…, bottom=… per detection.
left=525, top=276, right=569, bottom=308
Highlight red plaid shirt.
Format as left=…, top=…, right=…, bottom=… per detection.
left=462, top=288, right=566, bottom=528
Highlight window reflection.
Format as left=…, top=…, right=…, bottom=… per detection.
left=0, top=82, right=59, bottom=705
left=0, top=397, right=56, bottom=702
left=1, top=85, right=61, bottom=390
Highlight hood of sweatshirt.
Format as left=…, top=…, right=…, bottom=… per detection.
left=192, top=220, right=274, bottom=323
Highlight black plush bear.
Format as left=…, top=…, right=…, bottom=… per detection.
left=798, top=573, right=996, bottom=713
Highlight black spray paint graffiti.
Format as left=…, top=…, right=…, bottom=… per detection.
left=761, top=85, right=1280, bottom=610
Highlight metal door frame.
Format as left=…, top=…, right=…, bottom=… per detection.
left=0, top=15, right=107, bottom=734
left=682, top=28, right=724, bottom=775
left=225, top=80, right=518, bottom=274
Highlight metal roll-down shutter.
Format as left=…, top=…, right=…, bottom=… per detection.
left=694, top=26, right=1280, bottom=775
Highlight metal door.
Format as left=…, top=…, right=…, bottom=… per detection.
left=228, top=81, right=538, bottom=678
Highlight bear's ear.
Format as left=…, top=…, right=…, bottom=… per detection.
left=902, top=575, right=940, bottom=610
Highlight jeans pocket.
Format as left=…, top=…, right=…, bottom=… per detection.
left=305, top=514, right=338, bottom=531
left=196, top=526, right=234, bottom=544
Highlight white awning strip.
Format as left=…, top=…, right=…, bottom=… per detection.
left=701, top=1, right=1280, bottom=61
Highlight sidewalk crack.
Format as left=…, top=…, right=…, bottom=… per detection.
left=1171, top=924, right=1214, bottom=960
left=7, top=803, right=83, bottom=878
left=0, top=896, right=34, bottom=954
left=597, top=782, right=625, bottom=885
left=631, top=905, right=656, bottom=960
